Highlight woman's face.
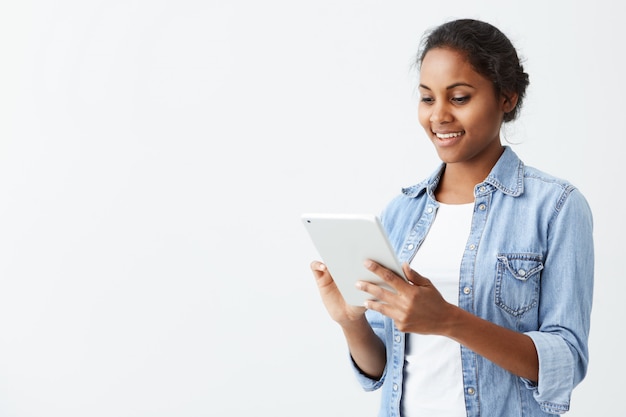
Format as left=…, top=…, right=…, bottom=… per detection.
left=418, top=47, right=511, bottom=167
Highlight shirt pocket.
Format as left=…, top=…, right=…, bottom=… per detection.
left=495, top=253, right=543, bottom=317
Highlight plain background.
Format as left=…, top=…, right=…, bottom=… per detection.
left=0, top=1, right=622, bottom=416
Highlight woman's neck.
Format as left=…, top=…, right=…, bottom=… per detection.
left=434, top=169, right=477, bottom=204
left=435, top=149, right=503, bottom=204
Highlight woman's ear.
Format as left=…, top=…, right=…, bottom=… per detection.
left=501, top=92, right=519, bottom=114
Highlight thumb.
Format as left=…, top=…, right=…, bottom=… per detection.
left=402, top=262, right=431, bottom=286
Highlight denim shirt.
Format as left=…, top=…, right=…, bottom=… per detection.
left=351, top=147, right=594, bottom=417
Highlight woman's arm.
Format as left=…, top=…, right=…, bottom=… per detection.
left=310, top=261, right=387, bottom=379
left=359, top=261, right=538, bottom=382
left=441, top=303, right=538, bottom=381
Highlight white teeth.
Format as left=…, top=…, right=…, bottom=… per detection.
left=436, top=131, right=464, bottom=139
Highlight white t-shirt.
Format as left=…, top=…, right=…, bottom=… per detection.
left=402, top=202, right=474, bottom=417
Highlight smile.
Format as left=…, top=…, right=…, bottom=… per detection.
left=435, top=131, right=465, bottom=139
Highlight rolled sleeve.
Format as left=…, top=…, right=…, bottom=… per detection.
left=523, top=331, right=574, bottom=414
left=350, top=354, right=386, bottom=391
left=349, top=310, right=388, bottom=392
left=519, top=187, right=593, bottom=414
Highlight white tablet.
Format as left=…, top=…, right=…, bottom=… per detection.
left=301, top=213, right=408, bottom=306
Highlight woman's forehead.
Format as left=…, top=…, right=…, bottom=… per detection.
left=419, top=48, right=481, bottom=86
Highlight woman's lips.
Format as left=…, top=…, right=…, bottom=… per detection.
left=435, top=131, right=465, bottom=139
left=432, top=130, right=465, bottom=147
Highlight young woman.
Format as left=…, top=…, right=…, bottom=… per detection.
left=310, top=19, right=594, bottom=417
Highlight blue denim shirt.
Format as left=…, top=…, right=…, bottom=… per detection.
left=351, top=147, right=594, bottom=417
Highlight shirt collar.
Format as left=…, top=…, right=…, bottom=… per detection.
left=482, top=146, right=525, bottom=197
left=401, top=146, right=525, bottom=198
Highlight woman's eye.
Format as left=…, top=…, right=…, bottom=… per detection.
left=420, top=97, right=434, bottom=104
left=451, top=96, right=470, bottom=104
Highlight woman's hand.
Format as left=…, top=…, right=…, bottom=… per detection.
left=310, top=260, right=387, bottom=379
left=357, top=260, right=456, bottom=335
left=355, top=260, right=540, bottom=381
left=310, top=261, right=366, bottom=326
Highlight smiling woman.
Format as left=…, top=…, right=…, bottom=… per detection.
left=0, top=1, right=616, bottom=416
left=309, top=18, right=594, bottom=417
left=418, top=47, right=512, bottom=203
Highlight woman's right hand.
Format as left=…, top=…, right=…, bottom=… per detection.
left=310, top=260, right=366, bottom=325
left=310, top=260, right=386, bottom=379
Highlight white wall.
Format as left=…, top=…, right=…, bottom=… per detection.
left=0, top=1, right=621, bottom=416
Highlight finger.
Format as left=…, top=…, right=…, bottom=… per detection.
left=364, top=259, right=406, bottom=291
left=402, top=263, right=432, bottom=286
left=310, top=261, right=338, bottom=291
left=310, top=260, right=327, bottom=278
left=401, top=263, right=415, bottom=285
left=363, top=297, right=396, bottom=318
left=355, top=280, right=394, bottom=303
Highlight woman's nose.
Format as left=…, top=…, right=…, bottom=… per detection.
left=430, top=102, right=452, bottom=124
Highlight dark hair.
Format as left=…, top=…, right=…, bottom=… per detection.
left=417, top=19, right=530, bottom=123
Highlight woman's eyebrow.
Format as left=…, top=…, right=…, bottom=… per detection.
left=447, top=82, right=475, bottom=89
left=418, top=82, right=476, bottom=90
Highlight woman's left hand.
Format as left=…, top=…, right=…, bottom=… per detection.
left=360, top=259, right=540, bottom=381
left=358, top=260, right=456, bottom=335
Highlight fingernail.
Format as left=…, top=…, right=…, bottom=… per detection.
left=355, top=281, right=362, bottom=289
left=364, top=260, right=373, bottom=269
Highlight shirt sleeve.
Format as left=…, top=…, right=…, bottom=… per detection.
left=349, top=310, right=388, bottom=392
left=522, top=188, right=594, bottom=414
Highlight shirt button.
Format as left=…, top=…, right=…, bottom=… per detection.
left=518, top=269, right=527, bottom=277
left=395, top=335, right=401, bottom=343
left=467, top=387, right=476, bottom=395
left=469, top=244, right=476, bottom=250
left=463, top=287, right=471, bottom=295
left=393, top=383, right=399, bottom=391
left=426, top=207, right=434, bottom=214
left=407, top=244, right=414, bottom=251
left=478, top=204, right=486, bottom=211
left=479, top=186, right=486, bottom=192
